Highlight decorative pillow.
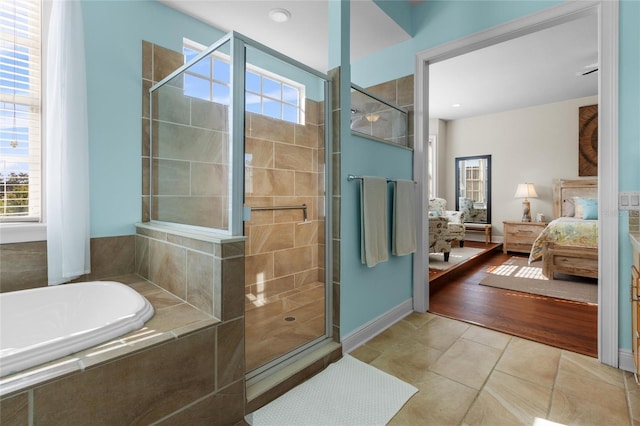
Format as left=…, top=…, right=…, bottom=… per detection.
left=562, top=198, right=575, bottom=217
left=574, top=197, right=597, bottom=219
left=428, top=210, right=439, bottom=218
left=582, top=199, right=598, bottom=220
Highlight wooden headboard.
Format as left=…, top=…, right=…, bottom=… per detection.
left=552, top=179, right=598, bottom=219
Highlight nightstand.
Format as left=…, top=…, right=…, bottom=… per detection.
left=502, top=221, right=548, bottom=254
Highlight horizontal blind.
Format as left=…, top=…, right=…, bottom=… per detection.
left=0, top=0, right=41, bottom=220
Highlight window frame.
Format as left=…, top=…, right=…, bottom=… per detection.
left=183, top=38, right=306, bottom=125
left=0, top=0, right=45, bottom=242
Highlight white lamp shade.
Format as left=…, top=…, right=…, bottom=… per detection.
left=514, top=183, right=538, bottom=199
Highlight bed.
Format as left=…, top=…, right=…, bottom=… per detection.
left=528, top=179, right=598, bottom=279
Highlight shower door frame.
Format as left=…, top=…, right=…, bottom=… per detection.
left=233, top=33, right=335, bottom=383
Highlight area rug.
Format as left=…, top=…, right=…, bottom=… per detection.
left=479, top=257, right=597, bottom=304
left=429, top=246, right=484, bottom=271
left=245, top=355, right=417, bottom=426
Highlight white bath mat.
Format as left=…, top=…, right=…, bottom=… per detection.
left=245, top=355, right=417, bottom=426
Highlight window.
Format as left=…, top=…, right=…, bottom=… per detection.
left=183, top=40, right=305, bottom=124
left=0, top=0, right=41, bottom=221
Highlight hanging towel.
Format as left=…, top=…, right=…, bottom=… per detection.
left=392, top=179, right=417, bottom=256
left=360, top=176, right=389, bottom=267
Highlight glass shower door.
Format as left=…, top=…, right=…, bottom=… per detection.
left=242, top=44, right=330, bottom=373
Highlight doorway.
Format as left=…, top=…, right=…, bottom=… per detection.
left=413, top=1, right=619, bottom=367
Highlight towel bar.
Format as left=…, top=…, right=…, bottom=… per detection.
left=347, top=174, right=416, bottom=184
left=250, top=204, right=307, bottom=222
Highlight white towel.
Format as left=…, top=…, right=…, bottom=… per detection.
left=360, top=177, right=389, bottom=267
left=392, top=179, right=417, bottom=256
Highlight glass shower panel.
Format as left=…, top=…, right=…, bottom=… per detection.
left=243, top=44, right=328, bottom=373
left=150, top=40, right=232, bottom=232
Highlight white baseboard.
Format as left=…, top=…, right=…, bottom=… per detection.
left=619, top=348, right=635, bottom=373
left=341, top=298, right=413, bottom=354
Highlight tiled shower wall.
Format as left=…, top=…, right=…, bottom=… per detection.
left=244, top=104, right=325, bottom=309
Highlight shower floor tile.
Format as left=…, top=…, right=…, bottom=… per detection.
left=245, top=282, right=325, bottom=372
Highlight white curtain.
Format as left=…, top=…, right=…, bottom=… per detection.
left=46, top=0, right=90, bottom=285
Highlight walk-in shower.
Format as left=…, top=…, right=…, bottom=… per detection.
left=149, top=32, right=332, bottom=377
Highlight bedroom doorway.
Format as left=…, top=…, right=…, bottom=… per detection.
left=414, top=1, right=619, bottom=367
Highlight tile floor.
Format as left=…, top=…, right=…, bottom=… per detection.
left=349, top=312, right=639, bottom=425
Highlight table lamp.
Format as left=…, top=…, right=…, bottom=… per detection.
left=514, top=183, right=538, bottom=222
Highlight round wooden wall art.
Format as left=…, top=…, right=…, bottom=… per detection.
left=578, top=104, right=598, bottom=177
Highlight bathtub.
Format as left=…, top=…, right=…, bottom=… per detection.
left=0, top=281, right=154, bottom=378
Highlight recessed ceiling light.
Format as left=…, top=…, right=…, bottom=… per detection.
left=269, top=8, right=291, bottom=23
left=451, top=103, right=461, bottom=108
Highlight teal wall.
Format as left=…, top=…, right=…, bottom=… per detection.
left=617, top=0, right=640, bottom=350
left=81, top=0, right=224, bottom=237
left=339, top=136, right=415, bottom=336
left=352, top=0, right=640, bottom=351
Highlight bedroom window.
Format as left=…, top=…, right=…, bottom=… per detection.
left=183, top=39, right=305, bottom=124
left=0, top=0, right=42, bottom=222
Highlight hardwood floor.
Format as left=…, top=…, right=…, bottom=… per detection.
left=428, top=241, right=598, bottom=357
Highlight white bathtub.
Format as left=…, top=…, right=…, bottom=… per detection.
left=0, top=281, right=154, bottom=378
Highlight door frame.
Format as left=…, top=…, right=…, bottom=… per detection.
left=412, top=0, right=619, bottom=367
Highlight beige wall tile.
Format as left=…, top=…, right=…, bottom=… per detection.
left=0, top=241, right=47, bottom=292
left=247, top=275, right=296, bottom=302
left=305, top=98, right=320, bottom=126
left=250, top=223, right=294, bottom=254
left=294, top=123, right=319, bottom=148
left=245, top=137, right=274, bottom=168
left=222, top=256, right=245, bottom=320
left=153, top=159, right=190, bottom=196
left=154, top=121, right=227, bottom=163
left=153, top=85, right=190, bottom=124
left=187, top=251, right=214, bottom=316
left=0, top=392, right=29, bottom=425
left=366, top=79, right=396, bottom=104
left=153, top=44, right=184, bottom=83
left=247, top=168, right=295, bottom=196
left=86, top=235, right=135, bottom=281
left=190, top=98, right=229, bottom=132
left=245, top=252, right=275, bottom=285
left=396, top=74, right=414, bottom=107
left=153, top=196, right=227, bottom=229
left=33, top=327, right=216, bottom=425
left=294, top=268, right=319, bottom=287
left=157, top=380, right=244, bottom=425
left=274, top=142, right=313, bottom=171
left=149, top=239, right=187, bottom=298
left=221, top=241, right=244, bottom=258
left=248, top=113, right=294, bottom=144
left=217, top=318, right=244, bottom=389
left=274, top=246, right=313, bottom=277
left=142, top=80, right=151, bottom=120
left=295, top=171, right=317, bottom=196
left=191, top=163, right=228, bottom=196
left=142, top=40, right=152, bottom=81
left=142, top=156, right=150, bottom=196
left=166, top=234, right=215, bottom=255
left=135, top=235, right=150, bottom=279
left=295, top=220, right=318, bottom=247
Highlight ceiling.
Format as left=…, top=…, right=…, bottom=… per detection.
left=429, top=13, right=598, bottom=120
left=158, top=0, right=598, bottom=121
left=158, top=0, right=412, bottom=73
